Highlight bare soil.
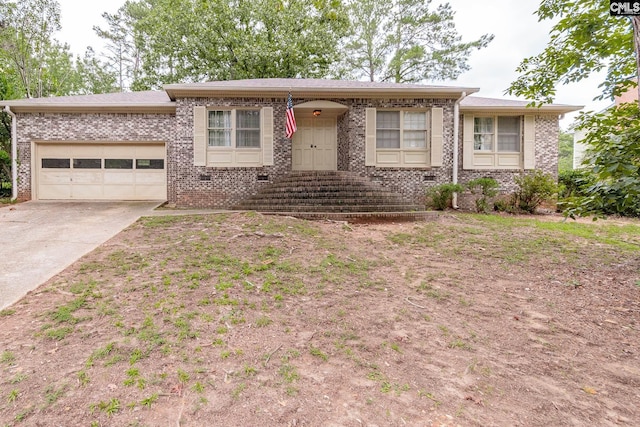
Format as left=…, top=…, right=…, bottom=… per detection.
left=0, top=212, right=639, bottom=427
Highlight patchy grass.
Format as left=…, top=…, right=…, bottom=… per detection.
left=0, top=212, right=638, bottom=426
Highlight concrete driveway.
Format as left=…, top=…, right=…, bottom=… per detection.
left=0, top=201, right=161, bottom=310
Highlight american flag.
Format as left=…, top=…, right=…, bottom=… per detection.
left=285, top=92, right=297, bottom=139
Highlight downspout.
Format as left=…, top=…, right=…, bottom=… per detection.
left=452, top=91, right=467, bottom=209
left=4, top=106, right=17, bottom=201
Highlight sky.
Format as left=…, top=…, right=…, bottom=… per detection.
left=55, top=0, right=613, bottom=128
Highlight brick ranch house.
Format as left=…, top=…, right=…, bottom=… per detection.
left=1, top=79, right=581, bottom=210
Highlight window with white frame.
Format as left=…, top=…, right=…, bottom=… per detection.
left=208, top=109, right=261, bottom=148
left=376, top=111, right=428, bottom=149
left=474, top=116, right=521, bottom=152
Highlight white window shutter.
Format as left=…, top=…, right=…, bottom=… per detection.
left=523, top=115, right=535, bottom=169
left=430, top=107, right=444, bottom=167
left=262, top=107, right=274, bottom=166
left=193, top=106, right=207, bottom=167
left=365, top=108, right=376, bottom=166
left=462, top=114, right=474, bottom=169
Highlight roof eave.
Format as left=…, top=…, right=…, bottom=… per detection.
left=460, top=105, right=583, bottom=114
left=0, top=102, right=176, bottom=114
left=163, top=85, right=480, bottom=100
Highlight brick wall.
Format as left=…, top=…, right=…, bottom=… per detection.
left=13, top=100, right=560, bottom=210
left=456, top=114, right=560, bottom=210
left=173, top=97, right=458, bottom=208
left=457, top=114, right=560, bottom=191
left=14, top=112, right=175, bottom=201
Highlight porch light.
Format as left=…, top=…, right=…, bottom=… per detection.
left=313, top=109, right=322, bottom=116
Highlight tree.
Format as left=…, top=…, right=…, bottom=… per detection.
left=507, top=0, right=638, bottom=104
left=567, top=104, right=640, bottom=217
left=0, top=0, right=117, bottom=198
left=93, top=2, right=141, bottom=92
left=508, top=0, right=640, bottom=217
left=74, top=48, right=119, bottom=95
left=558, top=131, right=574, bottom=172
left=340, top=0, right=493, bottom=83
left=0, top=72, right=20, bottom=196
left=98, top=0, right=350, bottom=90
left=0, top=0, right=117, bottom=97
left=0, top=0, right=62, bottom=98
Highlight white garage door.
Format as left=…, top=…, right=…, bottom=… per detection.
left=36, top=143, right=166, bottom=200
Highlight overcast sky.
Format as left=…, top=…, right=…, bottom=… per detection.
left=56, top=0, right=613, bottom=128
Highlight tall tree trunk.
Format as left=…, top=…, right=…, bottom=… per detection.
left=633, top=17, right=640, bottom=104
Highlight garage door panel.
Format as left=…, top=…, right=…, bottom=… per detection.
left=136, top=171, right=165, bottom=184
left=104, top=171, right=135, bottom=184
left=71, top=185, right=104, bottom=199
left=72, top=171, right=103, bottom=184
left=135, top=184, right=166, bottom=199
left=41, top=186, right=72, bottom=199
left=40, top=170, right=72, bottom=184
left=72, top=145, right=104, bottom=157
left=103, top=185, right=135, bottom=199
left=37, top=143, right=166, bottom=201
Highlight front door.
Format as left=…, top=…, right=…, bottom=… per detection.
left=292, top=117, right=337, bottom=171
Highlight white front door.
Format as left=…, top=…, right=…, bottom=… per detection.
left=292, top=117, right=337, bottom=171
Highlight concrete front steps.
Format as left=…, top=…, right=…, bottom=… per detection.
left=234, top=171, right=427, bottom=219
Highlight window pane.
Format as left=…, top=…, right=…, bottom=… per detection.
left=474, top=117, right=494, bottom=151
left=376, top=111, right=400, bottom=129
left=404, top=112, right=426, bottom=130
left=105, top=159, right=133, bottom=169
left=403, top=131, right=426, bottom=148
left=236, top=110, right=260, bottom=148
left=209, top=129, right=231, bottom=147
left=497, top=135, right=519, bottom=152
left=497, top=117, right=520, bottom=152
left=73, top=158, right=101, bottom=169
left=474, top=117, right=493, bottom=133
left=376, top=130, right=400, bottom=148
left=237, top=110, right=260, bottom=129
left=208, top=110, right=231, bottom=129
left=474, top=134, right=493, bottom=151
left=41, top=158, right=70, bottom=168
left=237, top=130, right=260, bottom=148
left=136, top=159, right=164, bottom=169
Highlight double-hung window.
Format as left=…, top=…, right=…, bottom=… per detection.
left=371, top=110, right=430, bottom=167
left=473, top=116, right=521, bottom=153
left=465, top=115, right=528, bottom=170
left=193, top=105, right=274, bottom=168
left=376, top=111, right=428, bottom=149
left=208, top=109, right=261, bottom=149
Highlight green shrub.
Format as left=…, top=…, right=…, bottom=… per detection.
left=512, top=170, right=558, bottom=213
left=426, top=183, right=464, bottom=210
left=558, top=169, right=594, bottom=199
left=493, top=197, right=517, bottom=214
left=466, top=178, right=499, bottom=213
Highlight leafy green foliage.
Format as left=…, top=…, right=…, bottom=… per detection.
left=99, top=0, right=349, bottom=90
left=562, top=104, right=640, bottom=218
left=465, top=178, right=499, bottom=213
left=507, top=1, right=640, bottom=217
left=426, top=183, right=464, bottom=210
left=558, top=131, right=574, bottom=172
left=0, top=0, right=117, bottom=98
left=512, top=170, right=558, bottom=214
left=340, top=0, right=492, bottom=82
left=558, top=169, right=594, bottom=199
left=507, top=0, right=637, bottom=104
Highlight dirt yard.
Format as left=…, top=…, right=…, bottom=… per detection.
left=0, top=212, right=639, bottom=427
